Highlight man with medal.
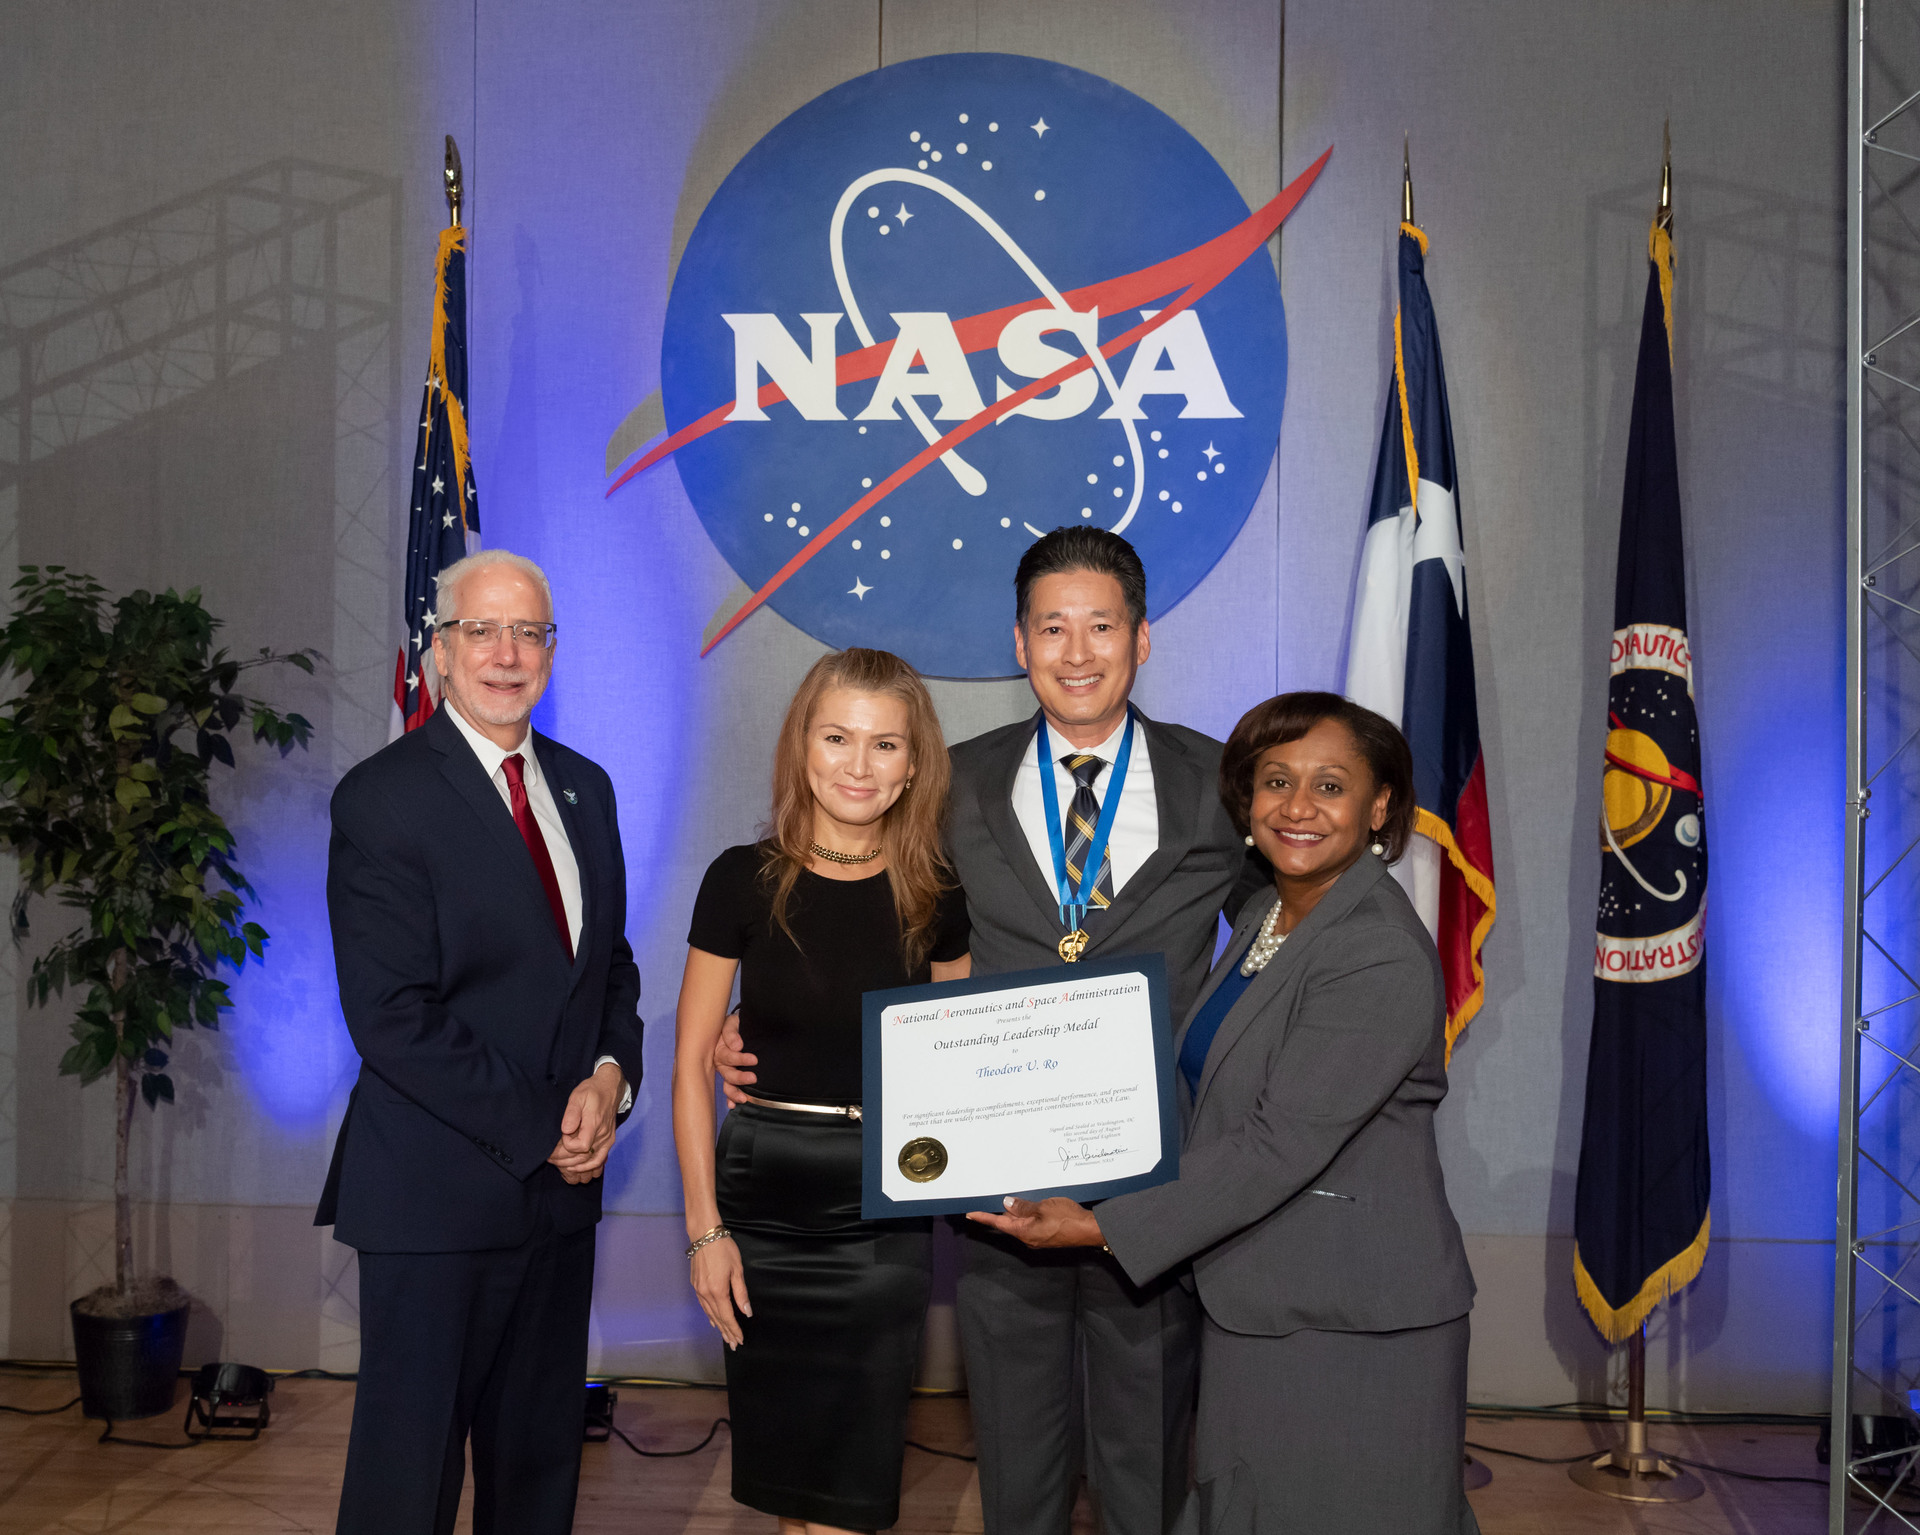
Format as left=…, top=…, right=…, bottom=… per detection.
left=941, top=527, right=1259, bottom=1535
left=714, top=526, right=1256, bottom=1534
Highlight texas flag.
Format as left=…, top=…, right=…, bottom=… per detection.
left=1344, top=222, right=1496, bottom=1061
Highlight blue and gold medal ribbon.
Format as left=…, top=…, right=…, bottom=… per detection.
left=1037, top=711, right=1135, bottom=957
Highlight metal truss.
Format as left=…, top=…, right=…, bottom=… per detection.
left=1836, top=4, right=1920, bottom=1530
left=0, top=158, right=401, bottom=775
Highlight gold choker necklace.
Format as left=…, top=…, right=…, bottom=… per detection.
left=810, top=842, right=882, bottom=865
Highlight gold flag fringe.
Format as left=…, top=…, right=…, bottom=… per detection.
left=1413, top=806, right=1495, bottom=1067
left=1391, top=221, right=1431, bottom=514
left=1573, top=1211, right=1710, bottom=1344
left=1648, top=219, right=1674, bottom=363
left=429, top=226, right=474, bottom=532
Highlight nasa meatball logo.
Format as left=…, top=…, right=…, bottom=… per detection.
left=633, top=53, right=1321, bottom=677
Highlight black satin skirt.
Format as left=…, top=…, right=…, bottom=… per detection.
left=715, top=1102, right=933, bottom=1531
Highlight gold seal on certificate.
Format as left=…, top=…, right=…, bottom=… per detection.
left=897, top=1137, right=948, bottom=1182
left=861, top=953, right=1178, bottom=1218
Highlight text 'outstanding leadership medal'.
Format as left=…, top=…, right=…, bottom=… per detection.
left=1037, top=712, right=1135, bottom=962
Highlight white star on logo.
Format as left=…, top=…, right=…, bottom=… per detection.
left=1031, top=117, right=1050, bottom=137
left=895, top=203, right=913, bottom=224
left=849, top=578, right=872, bottom=600
left=442, top=512, right=455, bottom=529
left=431, top=476, right=445, bottom=495
left=1202, top=442, right=1220, bottom=462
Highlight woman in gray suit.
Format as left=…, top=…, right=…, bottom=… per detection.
left=970, top=690, right=1477, bottom=1535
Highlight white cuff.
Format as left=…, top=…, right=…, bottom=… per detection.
left=593, top=1054, right=634, bottom=1115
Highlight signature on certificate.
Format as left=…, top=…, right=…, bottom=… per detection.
left=1057, top=1143, right=1131, bottom=1171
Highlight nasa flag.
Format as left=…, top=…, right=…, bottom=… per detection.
left=1344, top=222, right=1496, bottom=1063
left=1571, top=214, right=1709, bottom=1342
left=390, top=224, right=479, bottom=738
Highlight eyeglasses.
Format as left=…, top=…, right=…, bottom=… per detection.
left=443, top=619, right=557, bottom=650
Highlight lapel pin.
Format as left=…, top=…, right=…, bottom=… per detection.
left=563, top=789, right=577, bottom=805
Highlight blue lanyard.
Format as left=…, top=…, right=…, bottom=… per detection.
left=1036, top=711, right=1135, bottom=932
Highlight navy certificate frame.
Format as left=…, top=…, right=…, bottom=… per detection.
left=859, top=951, right=1179, bottom=1218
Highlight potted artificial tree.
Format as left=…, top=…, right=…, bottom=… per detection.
left=0, top=567, right=314, bottom=1420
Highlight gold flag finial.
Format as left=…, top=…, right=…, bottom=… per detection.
left=1656, top=119, right=1672, bottom=235
left=444, top=135, right=464, bottom=229
left=1402, top=134, right=1416, bottom=226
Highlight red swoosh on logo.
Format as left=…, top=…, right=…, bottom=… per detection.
left=610, top=148, right=1332, bottom=654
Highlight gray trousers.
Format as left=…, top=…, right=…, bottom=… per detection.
left=956, top=1224, right=1200, bottom=1535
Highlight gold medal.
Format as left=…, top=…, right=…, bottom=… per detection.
left=898, top=1137, right=948, bottom=1183
left=1058, top=928, right=1090, bottom=963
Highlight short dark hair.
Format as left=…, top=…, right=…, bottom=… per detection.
left=1219, top=691, right=1419, bottom=862
left=1014, top=527, right=1147, bottom=629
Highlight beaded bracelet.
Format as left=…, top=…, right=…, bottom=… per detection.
left=685, top=1225, right=731, bottom=1258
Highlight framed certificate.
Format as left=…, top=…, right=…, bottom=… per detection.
left=860, top=952, right=1179, bottom=1218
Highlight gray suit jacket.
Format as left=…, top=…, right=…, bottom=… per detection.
left=946, top=708, right=1257, bottom=1026
left=1098, top=853, right=1475, bottom=1337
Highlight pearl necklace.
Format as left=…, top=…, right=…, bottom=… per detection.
left=1240, top=901, right=1289, bottom=976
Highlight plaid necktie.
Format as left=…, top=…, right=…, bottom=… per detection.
left=1062, top=753, right=1116, bottom=913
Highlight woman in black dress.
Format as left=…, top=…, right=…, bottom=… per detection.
left=673, top=648, right=970, bottom=1534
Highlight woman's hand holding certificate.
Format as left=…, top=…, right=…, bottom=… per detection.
left=859, top=953, right=1179, bottom=1217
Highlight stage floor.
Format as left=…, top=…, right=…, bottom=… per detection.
left=0, top=1368, right=1831, bottom=1533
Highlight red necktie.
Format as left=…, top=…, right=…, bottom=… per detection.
left=501, top=753, right=574, bottom=963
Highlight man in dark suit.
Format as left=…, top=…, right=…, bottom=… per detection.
left=319, top=549, right=644, bottom=1535
left=941, top=528, right=1256, bottom=1535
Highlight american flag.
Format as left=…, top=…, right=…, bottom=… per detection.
left=391, top=224, right=479, bottom=737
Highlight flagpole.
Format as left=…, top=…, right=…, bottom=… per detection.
left=444, top=135, right=463, bottom=228
left=1568, top=136, right=1702, bottom=1507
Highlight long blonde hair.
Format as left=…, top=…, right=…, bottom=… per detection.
left=762, top=649, right=954, bottom=972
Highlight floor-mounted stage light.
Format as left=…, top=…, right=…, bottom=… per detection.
left=183, top=1363, right=272, bottom=1441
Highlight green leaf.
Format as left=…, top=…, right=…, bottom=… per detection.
left=129, top=693, right=167, bottom=715
left=108, top=704, right=139, bottom=731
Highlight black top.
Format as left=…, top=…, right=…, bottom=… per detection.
left=689, top=843, right=971, bottom=1105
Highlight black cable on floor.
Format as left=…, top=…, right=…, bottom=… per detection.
left=0, top=1395, right=80, bottom=1416
left=95, top=1420, right=200, bottom=1450
left=1464, top=1439, right=1594, bottom=1466
left=605, top=1417, right=729, bottom=1458
left=1470, top=1438, right=1852, bottom=1491
left=906, top=1439, right=977, bottom=1463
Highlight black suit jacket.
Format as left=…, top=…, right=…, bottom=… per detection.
left=946, top=707, right=1262, bottom=1026
left=316, top=706, right=645, bottom=1253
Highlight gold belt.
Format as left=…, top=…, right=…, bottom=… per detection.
left=743, top=1093, right=862, bottom=1121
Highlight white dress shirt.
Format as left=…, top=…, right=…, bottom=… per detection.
left=444, top=704, right=583, bottom=949
left=445, top=704, right=629, bottom=1109
left=1011, top=711, right=1159, bottom=902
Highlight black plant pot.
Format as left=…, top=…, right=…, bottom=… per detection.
left=70, top=1295, right=190, bottom=1420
